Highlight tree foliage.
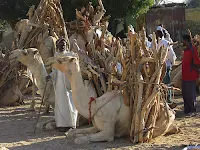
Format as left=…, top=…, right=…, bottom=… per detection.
left=103, top=0, right=154, bottom=19
left=0, top=0, right=40, bottom=21
left=187, top=0, right=200, bottom=8
left=0, top=0, right=154, bottom=26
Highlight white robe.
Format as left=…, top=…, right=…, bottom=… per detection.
left=52, top=51, right=78, bottom=128
left=158, top=37, right=176, bottom=67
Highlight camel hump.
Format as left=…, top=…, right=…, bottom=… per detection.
left=97, top=90, right=120, bottom=102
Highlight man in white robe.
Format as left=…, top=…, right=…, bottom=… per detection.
left=48, top=38, right=77, bottom=132
left=156, top=29, right=177, bottom=109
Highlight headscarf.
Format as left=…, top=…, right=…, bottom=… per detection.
left=156, top=26, right=163, bottom=32
left=148, top=34, right=153, bottom=40
left=56, top=37, right=66, bottom=47
left=129, top=25, right=135, bottom=33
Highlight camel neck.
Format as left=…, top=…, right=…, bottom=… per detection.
left=70, top=69, right=91, bottom=119
left=28, top=61, right=47, bottom=97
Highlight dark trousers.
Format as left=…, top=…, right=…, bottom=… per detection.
left=182, top=80, right=196, bottom=114
left=163, top=66, right=172, bottom=103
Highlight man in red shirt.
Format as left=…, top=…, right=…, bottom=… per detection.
left=182, top=35, right=200, bottom=115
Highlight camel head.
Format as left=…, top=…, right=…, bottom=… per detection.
left=45, top=52, right=80, bottom=77
left=9, top=48, right=42, bottom=66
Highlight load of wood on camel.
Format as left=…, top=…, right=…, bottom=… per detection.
left=9, top=0, right=180, bottom=144
left=7, top=0, right=70, bottom=113
left=40, top=0, right=179, bottom=144
left=0, top=48, right=30, bottom=106
left=45, top=27, right=180, bottom=144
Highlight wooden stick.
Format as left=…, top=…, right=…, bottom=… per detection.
left=133, top=72, right=144, bottom=143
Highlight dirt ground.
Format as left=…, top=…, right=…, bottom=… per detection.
left=0, top=95, right=199, bottom=150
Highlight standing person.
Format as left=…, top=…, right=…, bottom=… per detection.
left=182, top=35, right=200, bottom=115
left=147, top=34, right=153, bottom=49
left=156, top=30, right=177, bottom=109
left=157, top=24, right=173, bottom=43
left=47, top=38, right=78, bottom=132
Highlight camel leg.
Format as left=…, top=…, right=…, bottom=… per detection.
left=165, top=124, right=180, bottom=135
left=36, top=118, right=55, bottom=130
left=29, top=99, right=36, bottom=111
left=66, top=126, right=98, bottom=137
left=29, top=80, right=36, bottom=111
left=74, top=120, right=116, bottom=144
left=19, top=94, right=24, bottom=105
left=45, top=121, right=56, bottom=130
left=42, top=103, right=50, bottom=115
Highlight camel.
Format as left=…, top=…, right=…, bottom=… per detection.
left=9, top=48, right=55, bottom=113
left=0, top=51, right=26, bottom=106
left=45, top=52, right=179, bottom=144
left=170, top=64, right=200, bottom=95
left=9, top=48, right=97, bottom=129
left=14, top=19, right=58, bottom=110
left=0, top=82, right=24, bottom=106
left=69, top=27, right=95, bottom=53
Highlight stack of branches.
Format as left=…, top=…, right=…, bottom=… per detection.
left=0, top=48, right=30, bottom=106
left=66, top=2, right=175, bottom=142
left=79, top=23, right=175, bottom=142
left=15, top=0, right=69, bottom=49
left=1, top=0, right=68, bottom=106
left=127, top=28, right=170, bottom=143
left=66, top=0, right=106, bottom=37
left=64, top=0, right=112, bottom=97
left=66, top=2, right=172, bottom=117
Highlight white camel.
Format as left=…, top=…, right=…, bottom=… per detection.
left=9, top=48, right=97, bottom=129
left=14, top=19, right=59, bottom=111
left=9, top=48, right=61, bottom=130
left=45, top=52, right=179, bottom=144
left=9, top=48, right=55, bottom=107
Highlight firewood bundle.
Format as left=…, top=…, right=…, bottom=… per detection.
left=0, top=49, right=30, bottom=106
left=3, top=0, right=69, bottom=106
left=127, top=28, right=169, bottom=143
left=67, top=1, right=175, bottom=140
left=82, top=25, right=174, bottom=143
left=66, top=0, right=106, bottom=39
left=14, top=0, right=69, bottom=49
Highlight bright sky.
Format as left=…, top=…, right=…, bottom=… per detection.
left=160, top=0, right=187, bottom=4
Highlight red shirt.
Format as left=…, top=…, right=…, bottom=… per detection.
left=182, top=45, right=200, bottom=81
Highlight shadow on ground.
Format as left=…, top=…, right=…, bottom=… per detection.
left=0, top=96, right=199, bottom=150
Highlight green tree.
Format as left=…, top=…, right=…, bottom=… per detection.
left=0, top=0, right=40, bottom=20
left=103, top=0, right=154, bottom=19
left=187, top=0, right=200, bottom=8
left=0, top=0, right=40, bottom=27
left=69, top=0, right=154, bottom=19
left=0, top=0, right=154, bottom=28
